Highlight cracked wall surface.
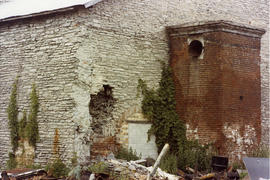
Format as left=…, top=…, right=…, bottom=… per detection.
left=0, top=0, right=268, bottom=166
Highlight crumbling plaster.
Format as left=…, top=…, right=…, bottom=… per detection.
left=223, top=124, right=258, bottom=160
left=0, top=0, right=268, bottom=166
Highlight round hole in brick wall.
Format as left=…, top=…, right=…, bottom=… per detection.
left=240, top=96, right=244, bottom=100
left=188, top=40, right=203, bottom=57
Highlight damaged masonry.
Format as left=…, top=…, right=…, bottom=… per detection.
left=0, top=0, right=269, bottom=180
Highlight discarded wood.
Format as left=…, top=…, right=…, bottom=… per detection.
left=89, top=173, right=95, bottom=180
left=199, top=173, right=215, bottom=180
left=8, top=169, right=46, bottom=179
left=186, top=167, right=195, bottom=173
left=147, top=143, right=170, bottom=180
left=131, top=159, right=147, bottom=165
left=227, top=166, right=233, bottom=173
left=177, top=169, right=185, bottom=177
left=186, top=167, right=203, bottom=177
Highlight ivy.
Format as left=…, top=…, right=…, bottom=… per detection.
left=7, top=78, right=19, bottom=152
left=138, top=63, right=213, bottom=171
left=138, top=63, right=186, bottom=154
left=6, top=152, right=17, bottom=170
left=26, top=84, right=39, bottom=147
left=7, top=80, right=40, bottom=169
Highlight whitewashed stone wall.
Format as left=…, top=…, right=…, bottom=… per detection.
left=128, top=123, right=158, bottom=159
left=0, top=0, right=268, bottom=167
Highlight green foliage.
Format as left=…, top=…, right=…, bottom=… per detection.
left=7, top=79, right=19, bottom=152
left=138, top=63, right=213, bottom=171
left=115, top=146, right=141, bottom=161
left=232, top=161, right=245, bottom=170
left=45, top=158, right=70, bottom=178
left=71, top=152, right=78, bottom=167
left=177, top=140, right=213, bottom=171
left=18, top=111, right=27, bottom=139
left=88, top=162, right=108, bottom=174
left=6, top=152, right=17, bottom=170
left=138, top=63, right=186, bottom=154
left=160, top=154, right=178, bottom=174
left=25, top=163, right=42, bottom=169
left=26, top=84, right=39, bottom=147
left=249, top=144, right=270, bottom=158
left=239, top=172, right=248, bottom=179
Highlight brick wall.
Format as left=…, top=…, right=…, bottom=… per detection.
left=0, top=0, right=268, bottom=167
left=168, top=22, right=264, bottom=160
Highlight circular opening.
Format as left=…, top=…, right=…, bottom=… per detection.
left=188, top=40, right=203, bottom=57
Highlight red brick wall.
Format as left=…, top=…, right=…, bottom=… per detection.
left=168, top=28, right=262, bottom=159
left=90, top=136, right=119, bottom=159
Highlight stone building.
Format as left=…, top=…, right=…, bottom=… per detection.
left=0, top=0, right=269, bottom=167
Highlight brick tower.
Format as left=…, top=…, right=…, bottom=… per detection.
left=167, top=21, right=265, bottom=160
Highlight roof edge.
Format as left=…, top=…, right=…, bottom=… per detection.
left=167, top=20, right=266, bottom=38
left=84, top=0, right=103, bottom=8
left=0, top=0, right=103, bottom=23
left=0, top=6, right=78, bottom=23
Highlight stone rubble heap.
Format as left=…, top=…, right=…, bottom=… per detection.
left=95, top=158, right=181, bottom=180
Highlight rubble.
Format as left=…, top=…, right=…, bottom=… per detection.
left=106, top=158, right=180, bottom=180
left=0, top=169, right=47, bottom=180
left=1, top=154, right=254, bottom=180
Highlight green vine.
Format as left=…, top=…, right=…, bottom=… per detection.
left=138, top=63, right=213, bottom=171
left=7, top=78, right=19, bottom=152
left=7, top=80, right=39, bottom=169
left=6, top=152, right=17, bottom=170
left=26, top=84, right=39, bottom=147
left=138, top=63, right=186, bottom=153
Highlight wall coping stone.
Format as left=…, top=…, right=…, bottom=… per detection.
left=167, top=20, right=266, bottom=38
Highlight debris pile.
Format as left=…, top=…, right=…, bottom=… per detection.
left=0, top=158, right=249, bottom=180
left=104, top=158, right=180, bottom=180
left=1, top=144, right=253, bottom=180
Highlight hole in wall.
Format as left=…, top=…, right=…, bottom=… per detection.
left=188, top=40, right=203, bottom=58
left=89, top=85, right=116, bottom=134
left=240, top=96, right=243, bottom=100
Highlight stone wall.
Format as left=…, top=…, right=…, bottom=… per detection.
left=80, top=0, right=269, bottom=149
left=0, top=10, right=85, bottom=166
left=0, top=0, right=268, bottom=167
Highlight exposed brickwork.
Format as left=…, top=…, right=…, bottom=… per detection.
left=90, top=136, right=119, bottom=159
left=168, top=22, right=265, bottom=160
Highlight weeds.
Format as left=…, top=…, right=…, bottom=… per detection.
left=6, top=152, right=17, bottom=170
left=160, top=154, right=178, bottom=174
left=115, top=146, right=141, bottom=161
left=88, top=162, right=108, bottom=174
left=45, top=158, right=70, bottom=178
left=71, top=152, right=78, bottom=167
left=249, top=144, right=270, bottom=158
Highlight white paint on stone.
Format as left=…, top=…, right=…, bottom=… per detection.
left=128, top=123, right=158, bottom=159
left=223, top=123, right=257, bottom=160
left=71, top=85, right=92, bottom=162
left=186, top=124, right=199, bottom=140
